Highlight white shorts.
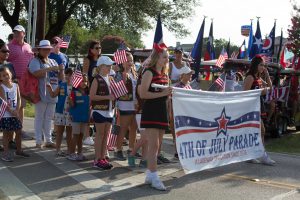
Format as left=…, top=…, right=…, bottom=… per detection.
left=54, top=113, right=72, bottom=126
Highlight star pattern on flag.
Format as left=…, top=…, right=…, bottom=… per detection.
left=253, top=37, right=263, bottom=47
left=215, top=107, right=231, bottom=137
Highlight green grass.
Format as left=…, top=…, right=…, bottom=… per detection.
left=265, top=134, right=300, bottom=155
left=24, top=103, right=35, bottom=118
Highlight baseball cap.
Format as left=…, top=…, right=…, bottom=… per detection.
left=13, top=25, right=25, bottom=32
left=178, top=66, right=195, bottom=75
left=97, top=56, right=115, bottom=66
left=174, top=47, right=183, bottom=53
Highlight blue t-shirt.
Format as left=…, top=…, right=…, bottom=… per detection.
left=49, top=52, right=69, bottom=69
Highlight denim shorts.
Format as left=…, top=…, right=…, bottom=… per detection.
left=92, top=112, right=113, bottom=123
left=119, top=110, right=136, bottom=116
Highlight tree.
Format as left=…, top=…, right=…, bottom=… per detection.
left=0, top=0, right=200, bottom=42
left=287, top=2, right=300, bottom=57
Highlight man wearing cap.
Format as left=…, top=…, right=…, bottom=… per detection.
left=49, top=36, right=69, bottom=71
left=8, top=25, right=34, bottom=140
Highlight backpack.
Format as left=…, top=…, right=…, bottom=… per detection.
left=19, top=68, right=40, bottom=104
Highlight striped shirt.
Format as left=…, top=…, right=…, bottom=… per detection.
left=8, top=39, right=34, bottom=79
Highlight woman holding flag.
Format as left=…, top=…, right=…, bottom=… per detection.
left=243, top=55, right=276, bottom=166
left=139, top=47, right=172, bottom=190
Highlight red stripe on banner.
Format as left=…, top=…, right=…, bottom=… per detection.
left=227, top=123, right=260, bottom=130
left=176, top=128, right=219, bottom=137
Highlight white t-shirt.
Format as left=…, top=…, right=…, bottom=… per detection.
left=92, top=75, right=114, bottom=118
left=118, top=73, right=137, bottom=111
left=170, top=62, right=188, bottom=83
left=2, top=83, right=18, bottom=118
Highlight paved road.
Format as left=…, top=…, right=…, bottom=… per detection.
left=0, top=118, right=300, bottom=200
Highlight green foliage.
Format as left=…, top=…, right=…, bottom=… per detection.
left=287, top=3, right=300, bottom=56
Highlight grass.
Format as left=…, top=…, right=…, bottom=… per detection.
left=265, top=133, right=300, bottom=155
left=24, top=103, right=35, bottom=118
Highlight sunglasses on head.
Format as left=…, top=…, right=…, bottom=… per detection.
left=0, top=50, right=10, bottom=53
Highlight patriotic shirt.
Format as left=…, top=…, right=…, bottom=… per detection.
left=8, top=39, right=34, bottom=79
left=174, top=81, right=192, bottom=89
left=1, top=83, right=18, bottom=118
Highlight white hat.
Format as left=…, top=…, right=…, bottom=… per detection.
left=13, top=25, right=25, bottom=32
left=36, top=40, right=53, bottom=49
left=97, top=56, right=115, bottom=66
left=178, top=66, right=195, bottom=75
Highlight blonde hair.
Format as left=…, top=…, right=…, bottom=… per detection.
left=125, top=52, right=138, bottom=79
left=92, top=64, right=106, bottom=77
left=148, top=48, right=169, bottom=75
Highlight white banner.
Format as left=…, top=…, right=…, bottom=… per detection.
left=172, top=88, right=265, bottom=174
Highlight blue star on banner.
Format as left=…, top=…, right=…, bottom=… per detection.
left=215, top=107, right=231, bottom=137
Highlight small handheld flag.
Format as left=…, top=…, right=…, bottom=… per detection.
left=71, top=69, right=83, bottom=88
left=110, top=79, right=128, bottom=98
left=216, top=48, right=228, bottom=68
left=107, top=124, right=120, bottom=148
left=0, top=97, right=8, bottom=120
left=114, top=50, right=127, bottom=64
left=60, top=35, right=71, bottom=49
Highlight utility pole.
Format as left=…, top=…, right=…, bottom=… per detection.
left=36, top=0, right=46, bottom=43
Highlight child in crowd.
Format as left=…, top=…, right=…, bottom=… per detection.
left=47, top=68, right=73, bottom=156
left=89, top=56, right=115, bottom=170
left=0, top=67, right=29, bottom=161
left=67, top=74, right=89, bottom=161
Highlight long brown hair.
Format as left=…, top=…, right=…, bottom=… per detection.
left=148, top=48, right=169, bottom=75
left=246, top=55, right=264, bottom=78
left=87, top=40, right=101, bottom=60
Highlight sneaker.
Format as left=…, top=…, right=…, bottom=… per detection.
left=1, top=152, right=13, bottom=162
left=56, top=151, right=66, bottom=157
left=44, top=142, right=56, bottom=148
left=93, top=159, right=111, bottom=170
left=21, top=131, right=34, bottom=140
left=15, top=151, right=30, bottom=158
left=139, top=159, right=147, bottom=168
left=151, top=177, right=166, bottom=191
left=76, top=153, right=87, bottom=161
left=114, top=151, right=126, bottom=161
left=127, top=150, right=142, bottom=158
left=128, top=155, right=136, bottom=167
left=157, top=157, right=163, bottom=165
left=9, top=141, right=17, bottom=149
left=103, top=159, right=113, bottom=169
left=157, top=154, right=171, bottom=163
left=83, top=137, right=94, bottom=146
left=246, top=159, right=261, bottom=164
left=260, top=153, right=276, bottom=166
left=67, top=153, right=78, bottom=161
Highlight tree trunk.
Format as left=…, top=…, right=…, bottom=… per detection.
left=0, top=0, right=21, bottom=30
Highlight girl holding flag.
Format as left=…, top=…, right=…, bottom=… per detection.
left=90, top=56, right=115, bottom=170
left=139, top=47, right=172, bottom=190
left=243, top=55, right=275, bottom=166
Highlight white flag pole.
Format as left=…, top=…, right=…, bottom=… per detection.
left=31, top=0, right=38, bottom=47
left=27, top=0, right=33, bottom=45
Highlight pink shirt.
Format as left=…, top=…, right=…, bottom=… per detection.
left=8, top=39, right=34, bottom=79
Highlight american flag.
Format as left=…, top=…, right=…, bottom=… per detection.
left=264, top=86, right=289, bottom=102
left=71, top=69, right=83, bottom=88
left=0, top=97, right=8, bottom=120
left=110, top=79, right=128, bottom=98
left=114, top=50, right=127, bottom=64
left=216, top=48, right=228, bottom=68
left=214, top=73, right=226, bottom=91
left=107, top=124, right=120, bottom=148
left=184, top=85, right=192, bottom=90
left=230, top=51, right=238, bottom=59
left=60, top=35, right=71, bottom=48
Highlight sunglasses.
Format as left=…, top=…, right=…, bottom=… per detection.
left=0, top=50, right=10, bottom=53
left=93, top=47, right=101, bottom=50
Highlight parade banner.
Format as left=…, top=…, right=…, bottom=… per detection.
left=172, top=88, right=265, bottom=174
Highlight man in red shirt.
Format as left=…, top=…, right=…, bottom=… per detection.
left=8, top=25, right=34, bottom=140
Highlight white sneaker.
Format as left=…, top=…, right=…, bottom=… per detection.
left=83, top=137, right=94, bottom=146
left=67, top=153, right=78, bottom=161
left=260, top=153, right=276, bottom=166
left=151, top=177, right=166, bottom=191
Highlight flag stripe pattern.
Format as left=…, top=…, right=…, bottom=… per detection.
left=107, top=125, right=120, bottom=147
left=114, top=50, right=127, bottom=64
left=216, top=48, right=228, bottom=68
left=110, top=79, right=128, bottom=99
left=230, top=51, right=238, bottom=59
left=215, top=73, right=226, bottom=91
left=71, top=70, right=83, bottom=88
left=264, top=87, right=289, bottom=102
left=60, top=35, right=71, bottom=48
left=0, top=97, right=8, bottom=120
